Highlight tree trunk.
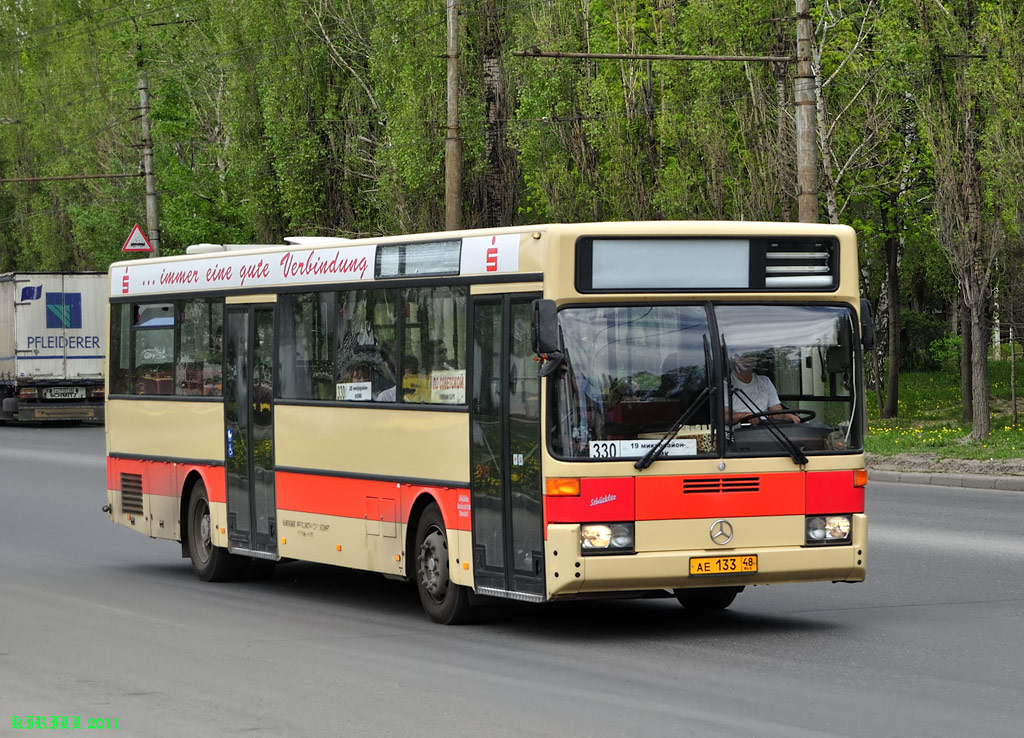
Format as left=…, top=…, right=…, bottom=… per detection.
left=960, top=305, right=973, bottom=424
left=774, top=62, right=790, bottom=220
left=969, top=300, right=990, bottom=439
left=1012, top=322, right=1018, bottom=429
left=481, top=0, right=517, bottom=228
left=873, top=345, right=884, bottom=417
left=482, top=51, right=504, bottom=227
left=882, top=210, right=900, bottom=418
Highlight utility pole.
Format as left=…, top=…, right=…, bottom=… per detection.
left=795, top=0, right=818, bottom=223
left=445, top=0, right=462, bottom=230
left=138, top=76, right=161, bottom=256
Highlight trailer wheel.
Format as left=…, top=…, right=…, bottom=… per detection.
left=186, top=480, right=243, bottom=582
left=414, top=504, right=473, bottom=624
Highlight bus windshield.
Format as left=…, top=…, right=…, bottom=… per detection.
left=549, top=303, right=862, bottom=461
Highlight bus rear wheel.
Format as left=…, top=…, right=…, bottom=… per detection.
left=186, top=480, right=243, bottom=582
left=414, top=504, right=473, bottom=624
left=674, top=586, right=743, bottom=613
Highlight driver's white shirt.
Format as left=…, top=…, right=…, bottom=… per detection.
left=726, top=372, right=781, bottom=415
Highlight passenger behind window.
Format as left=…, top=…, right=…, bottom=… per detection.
left=431, top=339, right=454, bottom=370
left=402, top=354, right=429, bottom=401
left=344, top=364, right=368, bottom=383
left=376, top=354, right=426, bottom=402
left=338, top=350, right=394, bottom=402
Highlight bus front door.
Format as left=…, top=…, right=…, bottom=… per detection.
left=470, top=295, right=545, bottom=599
left=224, top=305, right=277, bottom=559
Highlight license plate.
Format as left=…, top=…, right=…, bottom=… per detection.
left=690, top=555, right=758, bottom=575
left=44, top=387, right=85, bottom=400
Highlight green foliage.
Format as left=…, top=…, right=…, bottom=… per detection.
left=369, top=0, right=449, bottom=231
left=929, top=334, right=962, bottom=372
left=899, top=311, right=947, bottom=371
left=2, top=0, right=1021, bottom=447
left=0, top=0, right=1019, bottom=425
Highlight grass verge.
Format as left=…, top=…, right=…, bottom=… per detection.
left=866, top=359, right=1024, bottom=459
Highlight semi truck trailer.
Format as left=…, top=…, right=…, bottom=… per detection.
left=0, top=272, right=105, bottom=423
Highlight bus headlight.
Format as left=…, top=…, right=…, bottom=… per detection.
left=581, top=523, right=634, bottom=555
left=805, top=515, right=852, bottom=545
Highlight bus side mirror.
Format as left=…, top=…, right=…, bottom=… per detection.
left=531, top=299, right=564, bottom=377
left=860, top=298, right=875, bottom=350
left=531, top=299, right=559, bottom=355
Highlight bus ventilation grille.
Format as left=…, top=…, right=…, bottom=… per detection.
left=120, top=473, right=144, bottom=515
left=764, top=241, right=836, bottom=289
left=683, top=477, right=759, bottom=494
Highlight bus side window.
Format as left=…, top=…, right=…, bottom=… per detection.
left=175, top=299, right=223, bottom=397
left=336, top=288, right=397, bottom=401
left=401, top=286, right=466, bottom=405
left=133, top=303, right=174, bottom=396
left=279, top=292, right=335, bottom=401
left=108, top=302, right=133, bottom=395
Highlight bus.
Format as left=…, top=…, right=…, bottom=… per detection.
left=103, top=221, right=871, bottom=623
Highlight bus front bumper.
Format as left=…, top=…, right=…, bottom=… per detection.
left=544, top=514, right=867, bottom=599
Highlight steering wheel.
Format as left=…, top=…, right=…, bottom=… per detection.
left=750, top=408, right=816, bottom=423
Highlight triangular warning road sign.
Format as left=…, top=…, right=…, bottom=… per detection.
left=123, top=224, right=153, bottom=252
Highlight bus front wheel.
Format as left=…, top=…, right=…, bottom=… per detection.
left=674, top=586, right=743, bottom=613
left=186, top=480, right=243, bottom=582
left=414, top=504, right=473, bottom=624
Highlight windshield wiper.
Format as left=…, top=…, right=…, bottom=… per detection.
left=634, top=385, right=712, bottom=471
left=730, top=385, right=808, bottom=466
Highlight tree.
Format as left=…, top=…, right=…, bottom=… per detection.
left=911, top=0, right=1007, bottom=439
left=466, top=0, right=519, bottom=227
left=813, top=1, right=906, bottom=416
left=0, top=0, right=144, bottom=269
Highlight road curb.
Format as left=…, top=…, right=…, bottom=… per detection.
left=869, top=468, right=1024, bottom=491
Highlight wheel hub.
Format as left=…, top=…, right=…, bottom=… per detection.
left=418, top=528, right=449, bottom=601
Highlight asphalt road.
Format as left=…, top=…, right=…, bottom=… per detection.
left=1, top=425, right=1021, bottom=737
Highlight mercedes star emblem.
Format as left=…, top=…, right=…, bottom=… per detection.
left=709, top=519, right=734, bottom=545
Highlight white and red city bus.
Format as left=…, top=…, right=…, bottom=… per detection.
left=104, top=221, right=870, bottom=623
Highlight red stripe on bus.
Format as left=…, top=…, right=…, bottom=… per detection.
left=546, top=477, right=635, bottom=523
left=635, top=472, right=805, bottom=520
left=106, top=456, right=120, bottom=491
left=106, top=457, right=225, bottom=502
left=805, top=470, right=863, bottom=514
left=201, top=467, right=227, bottom=503
left=276, top=471, right=471, bottom=531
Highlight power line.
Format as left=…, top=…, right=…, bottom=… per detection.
left=0, top=173, right=143, bottom=184
left=513, top=48, right=793, bottom=63
left=1, top=0, right=204, bottom=50
left=0, top=0, right=138, bottom=46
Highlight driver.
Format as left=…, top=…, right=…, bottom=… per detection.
left=725, top=352, right=801, bottom=425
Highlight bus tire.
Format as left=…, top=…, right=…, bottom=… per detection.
left=414, top=504, right=473, bottom=625
left=674, top=586, right=743, bottom=613
left=186, top=480, right=243, bottom=582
